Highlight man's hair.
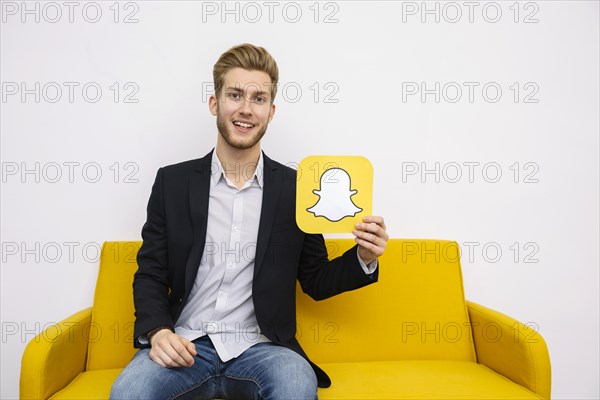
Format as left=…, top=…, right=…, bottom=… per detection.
left=213, top=43, right=279, bottom=103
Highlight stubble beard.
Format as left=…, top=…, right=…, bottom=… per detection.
left=216, top=106, right=269, bottom=150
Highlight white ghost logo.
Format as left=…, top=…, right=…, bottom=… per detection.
left=307, top=168, right=363, bottom=222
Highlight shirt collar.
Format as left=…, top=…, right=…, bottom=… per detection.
left=210, top=150, right=264, bottom=189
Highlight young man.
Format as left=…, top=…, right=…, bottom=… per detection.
left=111, top=43, right=388, bottom=400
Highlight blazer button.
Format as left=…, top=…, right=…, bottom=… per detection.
left=178, top=298, right=183, bottom=304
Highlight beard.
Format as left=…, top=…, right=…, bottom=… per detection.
left=216, top=109, right=269, bottom=150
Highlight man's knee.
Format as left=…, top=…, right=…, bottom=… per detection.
left=109, top=350, right=170, bottom=400
left=285, top=357, right=318, bottom=397
left=259, top=348, right=318, bottom=399
left=283, top=364, right=317, bottom=399
left=110, top=372, right=144, bottom=400
left=109, top=376, right=130, bottom=400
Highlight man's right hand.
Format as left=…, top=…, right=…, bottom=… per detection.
left=148, top=329, right=197, bottom=368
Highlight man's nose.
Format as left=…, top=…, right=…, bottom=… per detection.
left=238, top=96, right=253, bottom=114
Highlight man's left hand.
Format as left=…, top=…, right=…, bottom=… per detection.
left=353, top=215, right=388, bottom=265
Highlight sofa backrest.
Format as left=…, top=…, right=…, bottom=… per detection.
left=86, top=239, right=476, bottom=370
left=296, top=239, right=477, bottom=363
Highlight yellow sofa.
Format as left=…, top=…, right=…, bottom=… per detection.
left=20, top=240, right=551, bottom=399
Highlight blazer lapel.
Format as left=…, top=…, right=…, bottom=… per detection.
left=184, top=149, right=213, bottom=299
left=254, top=151, right=284, bottom=278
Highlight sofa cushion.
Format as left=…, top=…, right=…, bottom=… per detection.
left=49, top=369, right=120, bottom=399
left=49, top=361, right=541, bottom=399
left=317, top=360, right=542, bottom=399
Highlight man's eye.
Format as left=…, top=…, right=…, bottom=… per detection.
left=227, top=92, right=241, bottom=100
left=254, top=97, right=267, bottom=104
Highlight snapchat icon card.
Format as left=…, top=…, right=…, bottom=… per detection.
left=296, top=156, right=373, bottom=234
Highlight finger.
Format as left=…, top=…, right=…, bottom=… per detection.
left=356, top=223, right=387, bottom=241
left=150, top=347, right=172, bottom=368
left=367, top=223, right=389, bottom=241
left=158, top=341, right=190, bottom=367
left=363, top=215, right=386, bottom=230
left=156, top=347, right=181, bottom=368
left=355, top=237, right=385, bottom=257
left=182, top=338, right=198, bottom=356
left=354, top=229, right=387, bottom=252
left=148, top=350, right=167, bottom=368
left=353, top=229, right=387, bottom=248
left=172, top=339, right=195, bottom=366
left=352, top=224, right=389, bottom=245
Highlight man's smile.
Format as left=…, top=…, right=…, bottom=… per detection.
left=232, top=120, right=256, bottom=133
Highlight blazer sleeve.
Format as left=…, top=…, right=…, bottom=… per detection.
left=296, top=233, right=379, bottom=301
left=133, top=167, right=174, bottom=347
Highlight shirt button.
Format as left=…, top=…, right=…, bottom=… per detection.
left=218, top=291, right=225, bottom=297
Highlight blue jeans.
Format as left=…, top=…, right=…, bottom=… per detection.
left=110, top=336, right=318, bottom=400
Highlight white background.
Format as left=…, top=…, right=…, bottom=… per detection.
left=1, top=1, right=598, bottom=398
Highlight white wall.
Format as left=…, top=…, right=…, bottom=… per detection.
left=1, top=1, right=598, bottom=398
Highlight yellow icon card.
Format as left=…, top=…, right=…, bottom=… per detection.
left=296, top=155, right=373, bottom=234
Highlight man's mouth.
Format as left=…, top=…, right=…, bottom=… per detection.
left=233, top=120, right=255, bottom=131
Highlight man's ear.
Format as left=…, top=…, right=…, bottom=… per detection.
left=208, top=95, right=218, bottom=116
left=268, top=103, right=276, bottom=122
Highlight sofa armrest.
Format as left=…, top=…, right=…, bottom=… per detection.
left=20, top=307, right=92, bottom=400
left=467, top=301, right=551, bottom=399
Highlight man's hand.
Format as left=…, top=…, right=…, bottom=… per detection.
left=149, top=329, right=197, bottom=368
left=353, top=215, right=388, bottom=265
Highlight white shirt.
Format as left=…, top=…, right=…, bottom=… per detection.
left=175, top=151, right=268, bottom=361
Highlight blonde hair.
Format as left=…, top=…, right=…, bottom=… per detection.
left=213, top=43, right=279, bottom=103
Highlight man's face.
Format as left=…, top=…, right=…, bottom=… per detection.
left=209, top=68, right=276, bottom=151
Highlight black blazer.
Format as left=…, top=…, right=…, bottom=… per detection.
left=133, top=149, right=379, bottom=387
